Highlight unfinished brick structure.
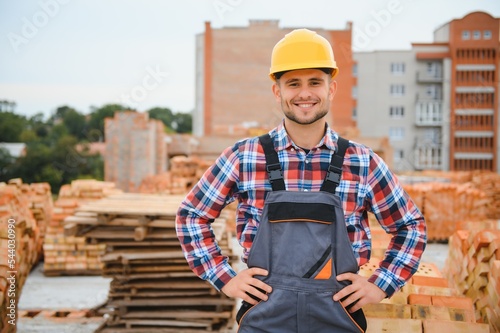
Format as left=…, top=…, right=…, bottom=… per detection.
left=104, top=112, right=166, bottom=192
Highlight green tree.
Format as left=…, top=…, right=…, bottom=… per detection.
left=48, top=106, right=87, bottom=140
left=173, top=112, right=192, bottom=133
left=29, top=113, right=49, bottom=138
left=0, top=147, right=14, bottom=179
left=148, top=107, right=174, bottom=127
left=147, top=107, right=192, bottom=133
left=0, top=111, right=26, bottom=142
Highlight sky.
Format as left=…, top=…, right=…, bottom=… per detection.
left=1, top=0, right=499, bottom=119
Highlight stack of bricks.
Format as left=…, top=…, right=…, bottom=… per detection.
left=0, top=180, right=44, bottom=333
left=470, top=171, right=500, bottom=219
left=24, top=181, right=53, bottom=260
left=403, top=182, right=490, bottom=241
left=139, top=156, right=214, bottom=195
left=364, top=213, right=492, bottom=332
left=443, top=223, right=500, bottom=333
left=359, top=260, right=490, bottom=332
left=43, top=179, right=122, bottom=276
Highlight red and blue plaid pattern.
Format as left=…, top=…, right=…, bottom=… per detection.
left=176, top=121, right=426, bottom=297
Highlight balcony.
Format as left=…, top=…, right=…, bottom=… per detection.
left=414, top=145, right=442, bottom=170
left=416, top=71, right=443, bottom=83
left=415, top=101, right=443, bottom=126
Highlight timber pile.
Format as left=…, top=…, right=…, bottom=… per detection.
left=64, top=193, right=237, bottom=332
left=403, top=182, right=489, bottom=242
left=43, top=179, right=122, bottom=276
left=0, top=181, right=44, bottom=333
left=359, top=258, right=490, bottom=332
left=139, top=157, right=213, bottom=195
left=443, top=224, right=500, bottom=333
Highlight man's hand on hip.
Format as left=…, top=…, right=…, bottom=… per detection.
left=333, top=273, right=386, bottom=312
left=221, top=267, right=272, bottom=305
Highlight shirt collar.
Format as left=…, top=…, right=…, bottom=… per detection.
left=270, top=120, right=339, bottom=152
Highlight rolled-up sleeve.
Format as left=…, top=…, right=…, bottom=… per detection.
left=175, top=144, right=241, bottom=291
left=364, top=150, right=427, bottom=297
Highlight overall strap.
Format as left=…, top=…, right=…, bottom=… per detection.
left=320, top=137, right=349, bottom=193
left=259, top=134, right=286, bottom=191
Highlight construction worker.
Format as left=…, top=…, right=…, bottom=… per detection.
left=176, top=29, right=426, bottom=332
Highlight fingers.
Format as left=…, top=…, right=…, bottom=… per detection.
left=333, top=273, right=358, bottom=302
left=221, top=267, right=272, bottom=304
left=333, top=274, right=387, bottom=313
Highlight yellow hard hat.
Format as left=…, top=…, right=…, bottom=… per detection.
left=269, top=29, right=338, bottom=80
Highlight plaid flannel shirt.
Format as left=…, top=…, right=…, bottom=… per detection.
left=176, top=121, right=426, bottom=297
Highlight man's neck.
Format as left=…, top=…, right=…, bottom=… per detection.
left=284, top=119, right=326, bottom=150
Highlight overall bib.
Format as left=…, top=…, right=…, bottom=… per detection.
left=237, top=134, right=367, bottom=333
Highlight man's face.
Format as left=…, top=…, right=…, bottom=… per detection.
left=272, top=69, right=337, bottom=126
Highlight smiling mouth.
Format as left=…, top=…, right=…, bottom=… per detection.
left=294, top=102, right=317, bottom=108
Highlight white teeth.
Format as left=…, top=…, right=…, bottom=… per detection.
left=298, top=103, right=313, bottom=108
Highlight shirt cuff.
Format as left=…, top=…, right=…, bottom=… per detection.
left=209, top=261, right=237, bottom=292
left=367, top=267, right=404, bottom=298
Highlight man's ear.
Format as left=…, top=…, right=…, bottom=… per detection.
left=329, top=80, right=337, bottom=101
left=272, top=82, right=281, bottom=102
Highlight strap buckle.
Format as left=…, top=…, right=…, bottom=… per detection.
left=266, top=163, right=283, bottom=182
left=325, top=165, right=342, bottom=184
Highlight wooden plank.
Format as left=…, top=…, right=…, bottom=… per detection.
left=121, top=310, right=232, bottom=319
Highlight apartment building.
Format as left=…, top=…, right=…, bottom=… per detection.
left=194, top=20, right=356, bottom=137
left=355, top=51, right=418, bottom=172
left=356, top=11, right=500, bottom=172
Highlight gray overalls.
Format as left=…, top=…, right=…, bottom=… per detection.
left=237, top=134, right=367, bottom=333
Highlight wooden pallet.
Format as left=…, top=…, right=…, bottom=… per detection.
left=69, top=193, right=237, bottom=332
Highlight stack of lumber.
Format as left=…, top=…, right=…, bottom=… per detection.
left=43, top=179, right=122, bottom=276
left=139, top=156, right=213, bottom=195
left=443, top=223, right=500, bottom=333
left=64, top=193, right=238, bottom=332
left=0, top=180, right=44, bottom=333
left=403, top=182, right=490, bottom=241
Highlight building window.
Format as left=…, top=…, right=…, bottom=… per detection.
left=352, top=63, right=358, bottom=77
left=462, top=30, right=470, bottom=40
left=390, top=84, right=405, bottom=97
left=389, top=127, right=405, bottom=141
left=473, top=30, right=481, bottom=40
left=389, top=106, right=405, bottom=118
left=352, top=107, right=357, bottom=119
left=352, top=86, right=358, bottom=99
left=390, top=62, right=405, bottom=75
left=426, top=85, right=439, bottom=99
left=484, top=30, right=492, bottom=39
left=394, top=150, right=404, bottom=162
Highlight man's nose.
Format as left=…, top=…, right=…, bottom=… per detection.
left=297, top=86, right=312, bottom=99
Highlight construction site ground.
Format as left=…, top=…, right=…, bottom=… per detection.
left=16, top=242, right=449, bottom=333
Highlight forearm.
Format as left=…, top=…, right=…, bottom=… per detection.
left=176, top=207, right=237, bottom=290
left=368, top=213, right=426, bottom=297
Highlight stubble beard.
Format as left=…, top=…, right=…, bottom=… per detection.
left=282, top=100, right=329, bottom=125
